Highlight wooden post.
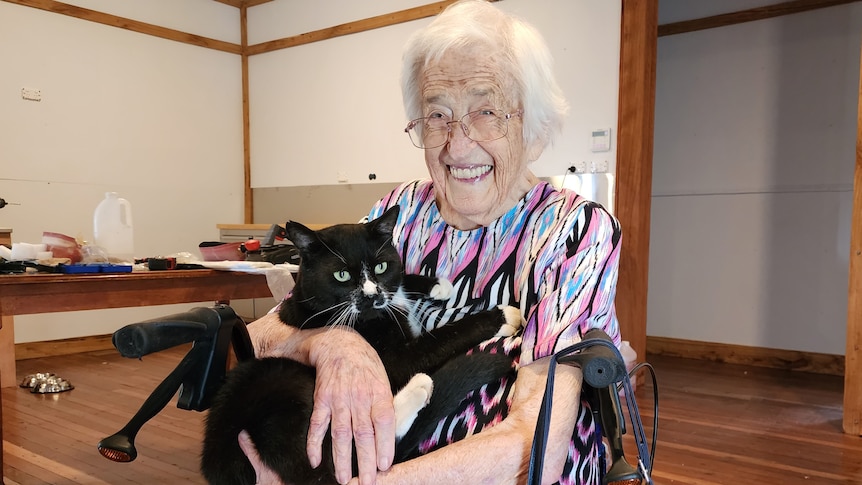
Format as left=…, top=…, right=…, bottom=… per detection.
left=0, top=229, right=8, bottom=482
left=241, top=4, right=253, bottom=224
left=615, top=0, right=657, bottom=361
left=843, top=39, right=862, bottom=436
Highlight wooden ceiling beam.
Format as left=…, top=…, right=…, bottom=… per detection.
left=246, top=0, right=498, bottom=56
left=213, top=0, right=242, bottom=8
left=2, top=0, right=242, bottom=54
left=213, top=0, right=272, bottom=8
left=658, top=0, right=861, bottom=37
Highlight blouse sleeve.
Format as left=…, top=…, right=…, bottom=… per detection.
left=520, top=201, right=622, bottom=366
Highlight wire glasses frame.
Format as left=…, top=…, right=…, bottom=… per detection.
left=404, top=109, right=522, bottom=149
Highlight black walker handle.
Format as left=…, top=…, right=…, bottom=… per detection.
left=98, top=305, right=253, bottom=463
left=112, top=306, right=239, bottom=358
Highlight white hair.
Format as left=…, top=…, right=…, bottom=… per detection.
left=401, top=0, right=569, bottom=149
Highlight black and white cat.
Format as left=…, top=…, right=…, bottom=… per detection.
left=201, top=206, right=522, bottom=485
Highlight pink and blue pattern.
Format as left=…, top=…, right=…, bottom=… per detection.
left=367, top=179, right=622, bottom=484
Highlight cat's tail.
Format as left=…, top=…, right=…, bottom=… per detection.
left=394, top=352, right=515, bottom=461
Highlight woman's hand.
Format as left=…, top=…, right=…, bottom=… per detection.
left=238, top=430, right=285, bottom=485
left=246, top=315, right=395, bottom=485
left=306, top=329, right=396, bottom=485
left=337, top=356, right=583, bottom=485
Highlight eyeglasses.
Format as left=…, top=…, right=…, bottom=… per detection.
left=404, top=109, right=522, bottom=149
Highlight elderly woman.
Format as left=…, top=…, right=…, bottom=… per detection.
left=244, top=1, right=622, bottom=484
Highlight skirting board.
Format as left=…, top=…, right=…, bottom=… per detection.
left=16, top=334, right=846, bottom=377
left=647, top=336, right=844, bottom=376
left=15, top=334, right=115, bottom=361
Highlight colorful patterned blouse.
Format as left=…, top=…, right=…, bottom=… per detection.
left=367, top=179, right=622, bottom=485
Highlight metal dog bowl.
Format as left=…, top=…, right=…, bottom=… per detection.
left=20, top=372, right=74, bottom=393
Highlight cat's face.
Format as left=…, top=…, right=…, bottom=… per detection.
left=286, top=206, right=405, bottom=329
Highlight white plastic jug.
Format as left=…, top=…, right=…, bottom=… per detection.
left=94, top=192, right=134, bottom=261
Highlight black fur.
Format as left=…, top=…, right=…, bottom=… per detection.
left=201, top=206, right=516, bottom=485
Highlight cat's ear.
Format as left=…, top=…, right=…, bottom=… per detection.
left=285, top=221, right=319, bottom=252
left=367, top=205, right=400, bottom=239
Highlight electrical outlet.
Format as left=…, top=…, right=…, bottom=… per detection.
left=573, top=161, right=588, bottom=173
left=21, top=87, right=41, bottom=102
left=590, top=160, right=609, bottom=173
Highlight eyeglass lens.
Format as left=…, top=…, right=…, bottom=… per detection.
left=406, top=110, right=514, bottom=149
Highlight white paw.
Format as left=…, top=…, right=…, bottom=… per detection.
left=495, top=305, right=525, bottom=337
left=429, top=278, right=453, bottom=300
left=393, top=373, right=434, bottom=438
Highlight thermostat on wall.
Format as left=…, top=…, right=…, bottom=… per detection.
left=590, top=128, right=611, bottom=152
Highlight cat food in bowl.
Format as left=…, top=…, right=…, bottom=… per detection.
left=199, top=242, right=245, bottom=261
left=20, top=372, right=56, bottom=388
left=20, top=372, right=74, bottom=393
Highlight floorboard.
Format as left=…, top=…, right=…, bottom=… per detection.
left=2, top=349, right=861, bottom=484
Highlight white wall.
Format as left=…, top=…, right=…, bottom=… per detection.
left=649, top=3, right=859, bottom=354
left=0, top=2, right=244, bottom=342
left=247, top=0, right=622, bottom=187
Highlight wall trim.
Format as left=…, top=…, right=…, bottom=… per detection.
left=214, top=0, right=273, bottom=8
left=15, top=335, right=115, bottom=361
left=658, top=0, right=861, bottom=37
left=647, top=336, right=844, bottom=376
left=1, top=0, right=242, bottom=54
left=245, top=0, right=500, bottom=56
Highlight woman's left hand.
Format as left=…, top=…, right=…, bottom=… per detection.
left=306, top=328, right=395, bottom=485
left=239, top=429, right=285, bottom=485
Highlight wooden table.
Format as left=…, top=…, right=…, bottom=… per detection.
left=0, top=269, right=272, bottom=480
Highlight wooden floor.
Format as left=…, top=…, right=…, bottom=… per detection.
left=2, top=349, right=861, bottom=484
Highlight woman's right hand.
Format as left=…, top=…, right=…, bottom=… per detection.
left=306, top=329, right=395, bottom=485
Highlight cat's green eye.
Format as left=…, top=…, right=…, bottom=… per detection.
left=333, top=270, right=351, bottom=282
left=374, top=262, right=388, bottom=275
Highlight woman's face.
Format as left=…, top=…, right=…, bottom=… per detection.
left=419, top=46, right=541, bottom=230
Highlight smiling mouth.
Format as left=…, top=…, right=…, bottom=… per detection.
left=448, top=165, right=492, bottom=180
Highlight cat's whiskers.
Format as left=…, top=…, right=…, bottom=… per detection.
left=389, top=292, right=414, bottom=303
left=386, top=294, right=429, bottom=339
left=385, top=300, right=412, bottom=321
left=381, top=306, right=409, bottom=340
left=390, top=294, right=419, bottom=313
left=387, top=304, right=410, bottom=319
left=299, top=301, right=351, bottom=329
left=325, top=304, right=351, bottom=326
left=324, top=300, right=364, bottom=332
left=396, top=289, right=442, bottom=302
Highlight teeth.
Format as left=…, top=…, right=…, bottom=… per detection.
left=449, top=165, right=492, bottom=179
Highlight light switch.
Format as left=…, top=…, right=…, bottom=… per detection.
left=590, top=128, right=611, bottom=152
left=21, top=87, right=41, bottom=101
